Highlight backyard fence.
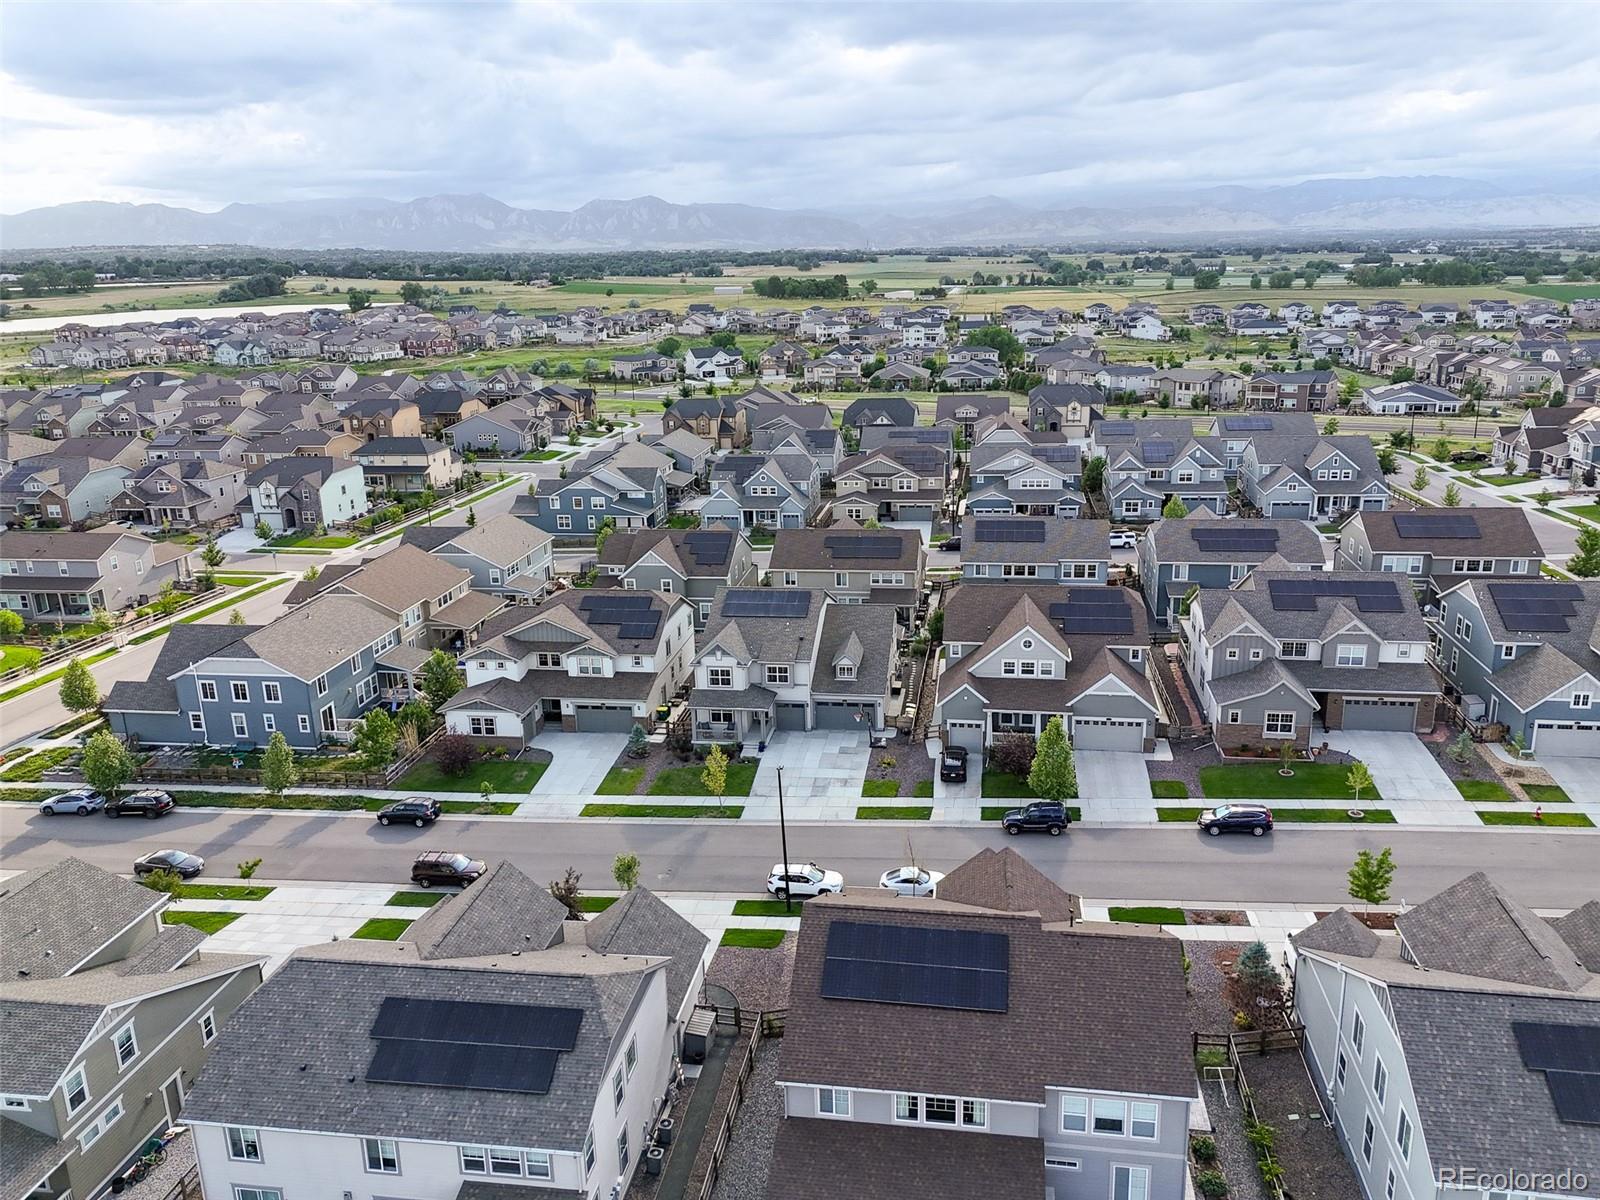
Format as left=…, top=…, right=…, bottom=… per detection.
left=695, top=1007, right=786, bottom=1200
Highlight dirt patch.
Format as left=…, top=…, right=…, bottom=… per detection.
left=1243, top=1052, right=1364, bottom=1200
left=1187, top=941, right=1260, bottom=1036
left=1186, top=908, right=1249, bottom=926
left=707, top=939, right=797, bottom=1013
left=860, top=736, right=934, bottom=798
left=1313, top=910, right=1396, bottom=930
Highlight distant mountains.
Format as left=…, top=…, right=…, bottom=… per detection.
left=5, top=176, right=1600, bottom=252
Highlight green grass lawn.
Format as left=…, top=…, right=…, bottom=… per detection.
left=396, top=758, right=549, bottom=793
left=912, top=780, right=934, bottom=798
left=40, top=712, right=104, bottom=740
left=647, top=760, right=757, bottom=797
left=1157, top=805, right=1394, bottom=823
left=595, top=765, right=645, bottom=795
left=732, top=899, right=802, bottom=916
left=530, top=449, right=565, bottom=460
left=979, top=804, right=1082, bottom=822
left=127, top=579, right=289, bottom=645
left=855, top=805, right=932, bottom=820
left=0, top=645, right=42, bottom=674
left=179, top=884, right=273, bottom=901
left=1522, top=783, right=1573, bottom=804
left=1560, top=503, right=1600, bottom=523
left=580, top=802, right=744, bottom=818
left=1109, top=906, right=1186, bottom=925
left=163, top=911, right=242, bottom=934
left=1478, top=810, right=1594, bottom=827
left=1199, top=762, right=1384, bottom=801
left=0, top=648, right=117, bottom=700
left=158, top=789, right=518, bottom=814
left=352, top=918, right=415, bottom=940
left=267, top=532, right=360, bottom=549
left=576, top=895, right=618, bottom=912
left=1151, top=780, right=1190, bottom=799
left=1454, top=779, right=1512, bottom=802
left=386, top=891, right=445, bottom=907
left=720, top=928, right=787, bottom=948
left=980, top=769, right=1035, bottom=799
left=860, top=780, right=900, bottom=798
left=0, top=745, right=77, bottom=782
left=1157, top=807, right=1204, bottom=821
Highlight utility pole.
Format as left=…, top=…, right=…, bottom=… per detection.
left=777, top=765, right=792, bottom=914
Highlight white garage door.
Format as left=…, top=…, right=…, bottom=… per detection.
left=946, top=720, right=984, bottom=755
left=1533, top=721, right=1600, bottom=758
left=1342, top=698, right=1417, bottom=731
left=1072, top=716, right=1146, bottom=751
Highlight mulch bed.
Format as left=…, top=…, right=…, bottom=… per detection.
left=706, top=938, right=797, bottom=1014
left=1242, top=1052, right=1364, bottom=1200
left=607, top=740, right=754, bottom=795
left=1421, top=733, right=1502, bottom=786
left=861, top=734, right=934, bottom=798
left=1149, top=738, right=1223, bottom=795
left=1314, top=910, right=1396, bottom=930
left=1187, top=909, right=1249, bottom=926
left=1187, top=941, right=1259, bottom=1035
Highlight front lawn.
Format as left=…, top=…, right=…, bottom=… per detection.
left=266, top=532, right=360, bottom=549
left=1478, top=810, right=1594, bottom=827
left=1560, top=503, right=1600, bottom=523
left=580, top=802, right=744, bottom=818
left=386, top=891, right=445, bottom=907
left=0, top=645, right=42, bottom=674
left=1157, top=807, right=1204, bottom=822
left=1454, top=779, right=1512, bottom=802
left=732, top=899, right=801, bottom=916
left=1522, top=783, right=1573, bottom=804
left=912, top=780, right=935, bottom=798
left=163, top=911, right=242, bottom=934
left=860, top=780, right=900, bottom=798
left=180, top=884, right=273, bottom=901
left=351, top=918, right=415, bottom=940
left=1109, top=906, right=1186, bottom=925
left=595, top=765, right=645, bottom=795
left=576, top=895, right=618, bottom=912
left=1150, top=779, right=1190, bottom=799
left=981, top=769, right=1035, bottom=799
left=720, top=928, right=787, bottom=948
left=647, top=760, right=757, bottom=797
left=855, top=805, right=932, bottom=820
left=979, top=804, right=1081, bottom=821
left=395, top=758, right=549, bottom=793
left=1199, top=761, right=1385, bottom=802
left=530, top=449, right=565, bottom=460
left=158, top=790, right=517, bottom=814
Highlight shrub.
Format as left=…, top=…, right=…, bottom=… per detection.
left=1195, top=1169, right=1228, bottom=1198
left=1190, top=1135, right=1218, bottom=1164
left=236, top=858, right=262, bottom=879
left=137, top=867, right=184, bottom=895
left=549, top=867, right=584, bottom=919
left=988, top=732, right=1036, bottom=778
left=1233, top=1010, right=1256, bottom=1031
left=1245, top=1121, right=1276, bottom=1156
left=433, top=733, right=479, bottom=777
left=1195, top=1047, right=1227, bottom=1070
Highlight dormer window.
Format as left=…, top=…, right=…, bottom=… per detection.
left=836, top=661, right=856, bottom=681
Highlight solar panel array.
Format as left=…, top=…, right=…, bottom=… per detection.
left=1393, top=513, right=1480, bottom=540
left=1222, top=416, right=1273, bottom=432
left=820, top=920, right=1010, bottom=1013
left=721, top=588, right=812, bottom=619
left=824, top=535, right=904, bottom=560
left=1142, top=440, right=1175, bottom=464
left=1487, top=581, right=1585, bottom=633
left=1266, top=578, right=1404, bottom=613
left=366, top=997, right=583, bottom=1095
left=1191, top=527, right=1280, bottom=553
left=1033, top=445, right=1080, bottom=464
left=1049, top=589, right=1134, bottom=635
left=1096, top=420, right=1135, bottom=438
left=682, top=530, right=732, bottom=568
left=579, top=592, right=662, bottom=641
left=975, top=518, right=1047, bottom=543
left=1513, top=1021, right=1600, bottom=1126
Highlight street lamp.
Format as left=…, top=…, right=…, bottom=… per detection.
left=777, top=765, right=792, bottom=914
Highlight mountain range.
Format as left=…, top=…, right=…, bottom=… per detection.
left=4, top=176, right=1599, bottom=252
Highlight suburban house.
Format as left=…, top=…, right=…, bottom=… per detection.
left=106, top=459, right=246, bottom=528
left=750, top=420, right=845, bottom=480
left=768, top=527, right=926, bottom=624
left=1103, top=434, right=1229, bottom=520
left=1240, top=434, right=1389, bottom=518
left=841, top=395, right=917, bottom=432
left=940, top=360, right=1007, bottom=390
left=701, top=452, right=820, bottom=531
left=1430, top=578, right=1600, bottom=756
left=936, top=394, right=1010, bottom=442
left=1244, top=370, right=1337, bottom=412
left=1336, top=509, right=1542, bottom=601
left=442, top=588, right=695, bottom=740
left=1464, top=353, right=1560, bottom=399
left=683, top=345, right=747, bottom=382
left=832, top=443, right=950, bottom=523
left=1495, top=407, right=1593, bottom=476
left=936, top=583, right=1160, bottom=752
left=1206, top=411, right=1320, bottom=476
left=641, top=428, right=714, bottom=483
left=447, top=404, right=548, bottom=456
left=518, top=442, right=674, bottom=536
left=181, top=862, right=707, bottom=1200
left=661, top=394, right=747, bottom=448
left=960, top=516, right=1111, bottom=585
left=1151, top=368, right=1241, bottom=409
left=1181, top=570, right=1440, bottom=748
left=400, top=513, right=556, bottom=605
left=341, top=396, right=424, bottom=442
left=352, top=437, right=458, bottom=495
left=687, top=587, right=897, bottom=742
left=1026, top=383, right=1103, bottom=436
left=243, top=456, right=369, bottom=535
left=1085, top=415, right=1194, bottom=462
left=1, top=529, right=194, bottom=623
left=858, top=424, right=954, bottom=456
left=597, top=526, right=757, bottom=627
left=0, top=858, right=265, bottom=1200
left=1291, top=873, right=1600, bottom=1200
left=0, top=451, right=131, bottom=526
left=1359, top=381, right=1466, bottom=415
left=966, top=434, right=1083, bottom=519
left=609, top=351, right=679, bottom=381
left=767, top=860, right=1192, bottom=1200
left=1138, top=517, right=1326, bottom=628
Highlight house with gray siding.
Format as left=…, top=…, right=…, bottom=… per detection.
left=107, top=458, right=246, bottom=528
left=0, top=451, right=131, bottom=526
left=0, top=858, right=264, bottom=1200
left=1027, top=382, right=1103, bottom=435
left=518, top=442, right=673, bottom=536
left=1205, top=411, right=1319, bottom=476
left=858, top=424, right=954, bottom=456
left=750, top=422, right=845, bottom=480
left=597, top=526, right=756, bottom=627
left=400, top=513, right=555, bottom=605
left=700, top=453, right=820, bottom=531
left=1, top=529, right=194, bottom=624
left=1139, top=517, right=1326, bottom=627
left=960, top=516, right=1111, bottom=584
left=841, top=395, right=917, bottom=431
left=1336, top=508, right=1542, bottom=601
left=767, top=864, right=1193, bottom=1200
left=833, top=443, right=949, bottom=523
left=640, top=428, right=714, bottom=483
left=352, top=436, right=458, bottom=495
left=1240, top=434, right=1389, bottom=519
left=1104, top=433, right=1228, bottom=520
left=243, top=456, right=369, bottom=535
left=967, top=430, right=1083, bottom=518
left=768, top=526, right=926, bottom=624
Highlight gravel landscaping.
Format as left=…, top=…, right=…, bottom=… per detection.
left=1186, top=941, right=1258, bottom=1035
left=859, top=736, right=934, bottom=799
left=707, top=938, right=797, bottom=1013
left=1148, top=739, right=1222, bottom=796
left=1244, top=1051, right=1363, bottom=1200
left=602, top=740, right=754, bottom=796
left=1198, top=1081, right=1269, bottom=1200
left=708, top=1042, right=784, bottom=1200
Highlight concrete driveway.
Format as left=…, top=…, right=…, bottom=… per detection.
left=528, top=731, right=630, bottom=795
left=1537, top=756, right=1600, bottom=810
left=1321, top=731, right=1453, bottom=803
left=1076, top=750, right=1154, bottom=808
left=751, top=731, right=871, bottom=806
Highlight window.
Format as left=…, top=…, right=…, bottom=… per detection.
left=536, top=652, right=563, bottom=668
left=1045, top=1156, right=1081, bottom=1170
left=1068, top=562, right=1098, bottom=579
left=315, top=674, right=329, bottom=696
left=1228, top=709, right=1241, bottom=725
left=617, top=1129, right=630, bottom=1174
left=227, top=1126, right=262, bottom=1162
left=1249, top=648, right=1263, bottom=661
left=189, top=712, right=205, bottom=732
left=708, top=666, right=733, bottom=688
left=818, top=1087, right=851, bottom=1116
left=1396, top=1109, right=1412, bottom=1161
left=1574, top=692, right=1594, bottom=709
left=80, top=1096, right=123, bottom=1150
left=460, top=1146, right=488, bottom=1174
left=1225, top=648, right=1239, bottom=660
left=894, top=1093, right=920, bottom=1122
left=1130, top=1101, right=1158, bottom=1139
left=1361, top=1115, right=1375, bottom=1163
left=625, top=1035, right=638, bottom=1078
left=613, top=1066, right=625, bottom=1111
left=232, top=713, right=248, bottom=739
left=573, top=496, right=585, bottom=509
left=200, top=1010, right=217, bottom=1044
left=557, top=514, right=572, bottom=530
left=489, top=1147, right=524, bottom=1176
left=233, top=1191, right=282, bottom=1200
left=1385, top=1168, right=1396, bottom=1200
left=1280, top=641, right=1309, bottom=658
left=261, top=681, right=281, bottom=703
left=583, top=1128, right=596, bottom=1175
left=924, top=1096, right=958, bottom=1125
left=113, top=1023, right=138, bottom=1067
left=364, top=1138, right=400, bottom=1174
left=1501, top=644, right=1516, bottom=660
left=836, top=661, right=855, bottom=680
left=0, top=1097, right=25, bottom=1110
left=1335, top=643, right=1367, bottom=668
left=231, top=680, right=249, bottom=702
left=297, top=714, right=311, bottom=733
left=1112, top=1165, right=1149, bottom=1200
left=469, top=716, right=496, bottom=737
left=962, top=1099, right=987, bottom=1128
left=1373, top=1057, right=1388, bottom=1107
left=1352, top=1011, right=1366, bottom=1056
left=1264, top=711, right=1295, bottom=737
left=1002, top=563, right=1039, bottom=577
left=263, top=713, right=276, bottom=733
left=1455, top=616, right=1471, bottom=640
left=199, top=680, right=218, bottom=702
left=1336, top=1051, right=1347, bottom=1089
left=1092, top=1098, right=1127, bottom=1135
left=525, top=1151, right=553, bottom=1180
left=766, top=665, right=791, bottom=686
left=659, top=577, right=673, bottom=593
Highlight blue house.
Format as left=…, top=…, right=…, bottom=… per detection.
left=1138, top=517, right=1326, bottom=627
left=515, top=442, right=674, bottom=536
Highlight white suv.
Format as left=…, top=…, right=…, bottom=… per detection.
left=766, top=862, right=844, bottom=899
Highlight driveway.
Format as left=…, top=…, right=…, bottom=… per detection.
left=1076, top=750, right=1155, bottom=805
left=751, top=731, right=871, bottom=805
left=1321, top=731, right=1453, bottom=803
left=528, top=731, right=630, bottom=795
left=1537, top=757, right=1600, bottom=812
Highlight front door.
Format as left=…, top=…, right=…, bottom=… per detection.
left=162, top=1072, right=184, bottom=1126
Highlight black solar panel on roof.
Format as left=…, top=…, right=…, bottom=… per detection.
left=1266, top=578, right=1404, bottom=613
left=1514, top=1021, right=1600, bottom=1073
left=580, top=593, right=653, bottom=611
left=1191, top=527, right=1280, bottom=552
left=1487, top=581, right=1584, bottom=632
left=820, top=920, right=1009, bottom=1013
left=1393, top=513, right=1480, bottom=539
left=1222, top=416, right=1273, bottom=432
left=1142, top=440, right=1175, bottom=464
left=1547, top=1072, right=1600, bottom=1126
left=371, top=997, right=583, bottom=1050
left=368, top=1039, right=560, bottom=1094
left=1096, top=421, right=1135, bottom=437
left=721, top=589, right=812, bottom=618
left=681, top=530, right=731, bottom=568
left=975, top=518, right=1047, bottom=543
left=824, top=535, right=904, bottom=560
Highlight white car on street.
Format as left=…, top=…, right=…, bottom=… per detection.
left=766, top=862, right=844, bottom=899
left=878, top=865, right=944, bottom=897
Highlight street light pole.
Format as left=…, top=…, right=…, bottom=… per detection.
left=777, top=765, right=792, bottom=914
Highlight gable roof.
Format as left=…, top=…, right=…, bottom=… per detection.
left=584, top=887, right=709, bottom=1017
left=936, top=848, right=1082, bottom=925
left=403, top=861, right=570, bottom=961
left=1395, top=871, right=1589, bottom=992
left=0, top=858, right=162, bottom=980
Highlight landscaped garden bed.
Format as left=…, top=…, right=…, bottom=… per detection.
left=0, top=745, right=79, bottom=782
left=1313, top=910, right=1396, bottom=929
left=858, top=741, right=933, bottom=799
left=595, top=737, right=757, bottom=797
left=1186, top=908, right=1249, bottom=926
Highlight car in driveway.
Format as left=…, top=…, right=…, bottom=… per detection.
left=410, top=851, right=486, bottom=887
left=766, top=862, right=843, bottom=900
left=38, top=787, right=105, bottom=816
left=1108, top=530, right=1139, bottom=549
left=105, top=789, right=175, bottom=819
left=1000, top=801, right=1071, bottom=836
left=878, top=865, right=944, bottom=897
left=133, top=848, right=205, bottom=879
left=1197, top=803, right=1274, bottom=836
left=376, top=797, right=442, bottom=827
left=939, top=745, right=969, bottom=783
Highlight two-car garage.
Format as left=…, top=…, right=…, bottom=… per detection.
left=813, top=700, right=880, bottom=730
left=573, top=703, right=640, bottom=733
left=1340, top=698, right=1418, bottom=732
left=1069, top=716, right=1149, bottom=751
left=1532, top=720, right=1600, bottom=757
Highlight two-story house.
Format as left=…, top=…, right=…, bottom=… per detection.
left=0, top=858, right=264, bottom=1200
left=442, top=589, right=695, bottom=741
left=1151, top=368, right=1242, bottom=410
left=661, top=394, right=748, bottom=448
left=1359, top=381, right=1466, bottom=415
left=340, top=396, right=424, bottom=442
left=1027, top=383, right=1104, bottom=436
left=1245, top=370, right=1337, bottom=411
left=1336, top=509, right=1542, bottom=602
left=597, top=526, right=757, bottom=627
left=1139, top=518, right=1326, bottom=628
left=683, top=345, right=747, bottom=382
left=107, top=459, right=246, bottom=528
left=243, top=456, right=369, bottom=535
left=1, top=530, right=194, bottom=624
left=960, top=516, right=1111, bottom=585
left=768, top=862, right=1193, bottom=1200
left=0, top=451, right=132, bottom=526
left=400, top=514, right=556, bottom=606
left=687, top=587, right=897, bottom=743
left=446, top=402, right=549, bottom=457
left=1104, top=434, right=1229, bottom=520
left=517, top=442, right=674, bottom=536
left=936, top=394, right=1010, bottom=443
left=700, top=453, right=820, bottom=531
left=966, top=432, right=1084, bottom=519
left=841, top=395, right=917, bottom=432
left=1240, top=434, right=1389, bottom=519
left=768, top=527, right=926, bottom=624
left=640, top=428, right=714, bottom=484
left=1181, top=570, right=1440, bottom=749
left=832, top=444, right=950, bottom=524
left=1494, top=406, right=1592, bottom=476
left=352, top=437, right=459, bottom=495
left=1204, top=411, right=1319, bottom=476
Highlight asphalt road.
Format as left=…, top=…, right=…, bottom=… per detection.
left=3, top=807, right=1594, bottom=908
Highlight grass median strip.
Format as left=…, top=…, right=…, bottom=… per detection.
left=180, top=884, right=273, bottom=901
left=1478, top=809, right=1594, bottom=827
left=1522, top=783, right=1573, bottom=804
left=1109, top=906, right=1186, bottom=925
left=0, top=649, right=117, bottom=702
left=978, top=805, right=1082, bottom=822
left=580, top=803, right=744, bottom=818
left=720, top=928, right=786, bottom=949
left=860, top=780, right=900, bottom=798
left=163, top=911, right=242, bottom=934
left=732, top=899, right=800, bottom=916
left=127, top=579, right=290, bottom=645
left=154, top=791, right=518, bottom=815
left=1151, top=780, right=1190, bottom=799
left=386, top=891, right=445, bottom=907
left=351, top=918, right=415, bottom=940
left=1157, top=806, right=1396, bottom=823
left=855, top=805, right=932, bottom=820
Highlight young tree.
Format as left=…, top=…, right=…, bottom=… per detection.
left=352, top=709, right=399, bottom=769
left=1346, top=762, right=1374, bottom=805
left=1080, top=454, right=1107, bottom=496
left=419, top=649, right=464, bottom=710
left=0, top=609, right=23, bottom=642
left=302, top=564, right=321, bottom=581
left=1377, top=448, right=1399, bottom=476
left=228, top=607, right=246, bottom=625
left=1161, top=494, right=1189, bottom=519
left=433, top=733, right=478, bottom=777
left=260, top=731, right=299, bottom=797
left=1441, top=482, right=1463, bottom=507
left=1536, top=488, right=1555, bottom=509
left=1338, top=375, right=1362, bottom=406
left=1322, top=417, right=1340, bottom=435
left=612, top=852, right=641, bottom=892
left=89, top=606, right=116, bottom=634
left=59, top=657, right=100, bottom=713
left=465, top=505, right=477, bottom=528
left=1226, top=940, right=1288, bottom=1028
left=701, top=744, right=729, bottom=812
left=255, top=518, right=272, bottom=541
left=1568, top=526, right=1600, bottom=577
left=1410, top=465, right=1430, bottom=492
left=1348, top=847, right=1396, bottom=906
left=549, top=867, right=585, bottom=919
left=625, top=723, right=649, bottom=759
left=1028, top=716, right=1078, bottom=801
left=150, top=580, right=184, bottom=617
left=81, top=729, right=136, bottom=799
left=199, top=535, right=225, bottom=574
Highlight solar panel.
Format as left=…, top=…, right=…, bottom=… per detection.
left=820, top=920, right=1009, bottom=1013
left=824, top=535, right=903, bottom=560
left=975, top=518, right=1047, bottom=543
left=1192, top=527, right=1279, bottom=552
left=1488, top=582, right=1584, bottom=632
left=721, top=589, right=812, bottom=618
left=372, top=997, right=583, bottom=1050
left=1547, top=1072, right=1600, bottom=1126
left=1142, top=440, right=1175, bottom=464
left=682, top=530, right=731, bottom=568
left=368, top=1039, right=560, bottom=1094
left=579, top=593, right=653, bottom=612
left=1266, top=578, right=1404, bottom=613
left=1514, top=1022, right=1600, bottom=1074
left=1393, top=513, right=1480, bottom=539
left=1096, top=421, right=1135, bottom=437
left=1222, top=416, right=1273, bottom=432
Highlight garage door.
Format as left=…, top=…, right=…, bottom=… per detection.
left=814, top=701, right=875, bottom=730
left=946, top=720, right=984, bottom=755
left=895, top=504, right=936, bottom=521
left=574, top=704, right=638, bottom=733
left=776, top=703, right=808, bottom=731
left=1071, top=716, right=1146, bottom=751
left=1342, top=698, right=1417, bottom=731
left=1533, top=721, right=1600, bottom=757
left=1268, top=502, right=1313, bottom=519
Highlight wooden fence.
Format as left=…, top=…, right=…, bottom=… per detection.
left=695, top=1008, right=786, bottom=1200
left=1194, top=1028, right=1304, bottom=1200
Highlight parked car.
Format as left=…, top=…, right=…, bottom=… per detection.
left=939, top=536, right=961, bottom=551
left=766, top=862, right=843, bottom=900
left=411, top=851, right=486, bottom=887
left=377, top=797, right=442, bottom=827
left=1197, top=803, right=1274, bottom=837
left=1108, top=530, right=1139, bottom=549
left=105, top=789, right=175, bottom=819
left=1450, top=448, right=1489, bottom=464
left=38, top=787, right=105, bottom=816
left=879, top=865, right=944, bottom=897
left=133, top=848, right=205, bottom=879
left=939, top=745, right=969, bottom=783
left=1000, top=801, right=1071, bottom=836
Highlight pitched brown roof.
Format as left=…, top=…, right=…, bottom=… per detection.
left=1293, top=907, right=1380, bottom=958
left=935, top=847, right=1081, bottom=924
left=766, top=1118, right=1044, bottom=1200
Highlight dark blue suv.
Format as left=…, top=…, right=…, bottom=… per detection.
left=1197, top=804, right=1274, bottom=836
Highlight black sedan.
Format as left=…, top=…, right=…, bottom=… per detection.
left=376, top=797, right=442, bottom=827
left=1197, top=803, right=1274, bottom=837
left=133, top=848, right=206, bottom=879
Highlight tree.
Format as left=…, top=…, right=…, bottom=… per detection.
left=419, top=649, right=464, bottom=710
left=433, top=733, right=477, bottom=777
left=254, top=518, right=272, bottom=541
left=81, top=729, right=136, bottom=799
left=1568, top=526, right=1600, bottom=577
left=466, top=505, right=477, bottom=528
left=399, top=281, right=427, bottom=305
left=352, top=708, right=400, bottom=770
left=989, top=732, right=1036, bottom=778
left=626, top=723, right=648, bottom=759
left=964, top=325, right=1025, bottom=368
left=594, top=515, right=617, bottom=555
left=1268, top=270, right=1294, bottom=289
left=228, top=607, right=246, bottom=625
left=302, top=564, right=320, bottom=581
left=347, top=288, right=372, bottom=312
left=0, top=609, right=23, bottom=642
left=612, top=852, right=641, bottom=891
left=1536, top=488, right=1555, bottom=509
left=199, top=535, right=225, bottom=575
left=656, top=335, right=683, bottom=358
left=701, top=744, right=729, bottom=812
left=1192, top=271, right=1222, bottom=290
left=859, top=277, right=879, bottom=295
left=1377, top=448, right=1399, bottom=476
left=1322, top=417, right=1340, bottom=435
left=1161, top=494, right=1189, bottom=519
left=1410, top=465, right=1430, bottom=492
left=1441, top=482, right=1462, bottom=507
left=1226, top=940, right=1288, bottom=1028
left=59, top=658, right=99, bottom=713
left=150, top=580, right=184, bottom=618
left=1348, top=847, right=1396, bottom=906
left=1081, top=454, right=1107, bottom=496
left=1028, top=716, right=1078, bottom=801
left=549, top=867, right=585, bottom=919
left=708, top=331, right=738, bottom=349
left=1346, top=762, right=1374, bottom=804
left=260, top=731, right=299, bottom=797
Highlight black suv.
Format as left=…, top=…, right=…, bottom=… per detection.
left=411, top=851, right=486, bottom=887
left=377, top=797, right=442, bottom=827
left=105, top=790, right=175, bottom=819
left=1197, top=804, right=1274, bottom=836
left=1001, top=801, right=1070, bottom=836
left=939, top=746, right=969, bottom=783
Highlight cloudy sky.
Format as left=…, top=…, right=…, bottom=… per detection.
left=4, top=0, right=1597, bottom=214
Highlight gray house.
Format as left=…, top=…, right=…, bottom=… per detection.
left=1205, top=412, right=1319, bottom=476
left=832, top=443, right=950, bottom=523
left=1104, top=435, right=1229, bottom=519
left=0, top=858, right=264, bottom=1200
left=960, top=516, right=1111, bottom=584
left=768, top=863, right=1193, bottom=1200
left=768, top=527, right=927, bottom=623
left=1336, top=508, right=1542, bottom=600
left=1027, top=383, right=1103, bottom=435
left=107, top=458, right=246, bottom=528
left=1240, top=434, right=1389, bottom=519
left=517, top=442, right=674, bottom=536
left=0, top=452, right=131, bottom=526
left=842, top=395, right=917, bottom=430
left=1139, top=517, right=1326, bottom=627
left=641, top=428, right=714, bottom=483
left=1, top=529, right=194, bottom=624
left=967, top=432, right=1083, bottom=519
left=243, top=456, right=369, bottom=535
left=400, top=513, right=556, bottom=605
left=597, top=526, right=756, bottom=627
left=701, top=453, right=820, bottom=531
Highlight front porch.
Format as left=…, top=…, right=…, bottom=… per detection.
left=689, top=684, right=777, bottom=746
